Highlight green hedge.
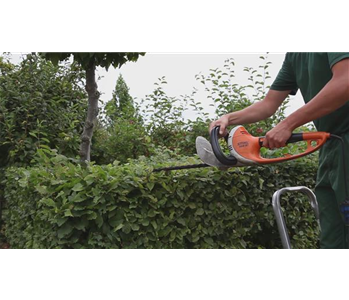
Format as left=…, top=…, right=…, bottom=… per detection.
left=3, top=149, right=320, bottom=249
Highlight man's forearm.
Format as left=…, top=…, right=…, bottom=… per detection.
left=226, top=101, right=272, bottom=125
left=226, top=89, right=289, bottom=126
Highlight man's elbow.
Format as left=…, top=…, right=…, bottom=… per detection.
left=263, top=105, right=278, bottom=118
left=261, top=90, right=289, bottom=118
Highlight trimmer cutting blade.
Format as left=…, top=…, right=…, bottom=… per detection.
left=195, top=136, right=230, bottom=170
left=196, top=136, right=244, bottom=169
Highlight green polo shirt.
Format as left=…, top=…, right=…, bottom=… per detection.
left=270, top=52, right=349, bottom=134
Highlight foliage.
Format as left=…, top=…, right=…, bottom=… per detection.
left=90, top=119, right=153, bottom=165
left=140, top=77, right=189, bottom=151
left=104, top=74, right=139, bottom=123
left=0, top=53, right=87, bottom=168
left=3, top=149, right=319, bottom=249
left=40, top=52, right=146, bottom=162
left=40, top=53, right=146, bottom=70
left=91, top=74, right=153, bottom=165
left=133, top=56, right=291, bottom=159
left=0, top=54, right=88, bottom=245
left=194, top=56, right=290, bottom=137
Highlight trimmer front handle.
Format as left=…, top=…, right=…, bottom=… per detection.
left=210, top=126, right=238, bottom=166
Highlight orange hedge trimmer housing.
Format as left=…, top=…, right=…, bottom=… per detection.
left=227, top=125, right=330, bottom=165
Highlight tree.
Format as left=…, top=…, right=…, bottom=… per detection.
left=91, top=75, right=151, bottom=165
left=105, top=74, right=137, bottom=123
left=40, top=52, right=145, bottom=162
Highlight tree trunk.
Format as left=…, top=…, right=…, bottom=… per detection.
left=79, top=61, right=99, bottom=162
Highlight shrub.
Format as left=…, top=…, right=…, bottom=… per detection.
left=0, top=53, right=87, bottom=168
left=3, top=149, right=319, bottom=249
left=0, top=54, right=88, bottom=243
left=91, top=119, right=154, bottom=165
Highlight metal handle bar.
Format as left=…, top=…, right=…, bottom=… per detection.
left=272, top=186, right=320, bottom=249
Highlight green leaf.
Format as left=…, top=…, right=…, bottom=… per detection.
left=176, top=190, right=185, bottom=200
left=147, top=182, right=155, bottom=191
left=151, top=221, right=157, bottom=230
left=240, top=239, right=247, bottom=248
left=64, top=209, right=73, bottom=217
left=204, top=237, right=214, bottom=246
left=84, top=174, right=97, bottom=186
left=109, top=214, right=124, bottom=227
left=141, top=219, right=150, bottom=226
left=40, top=198, right=55, bottom=207
left=282, top=148, right=290, bottom=154
left=56, top=217, right=68, bottom=227
left=36, top=185, right=48, bottom=195
left=86, top=211, right=97, bottom=220
left=169, top=230, right=176, bottom=242
left=69, top=193, right=86, bottom=203
left=108, top=180, right=119, bottom=191
left=130, top=223, right=140, bottom=231
left=29, top=132, right=37, bottom=138
left=122, top=224, right=131, bottom=234
left=158, top=227, right=172, bottom=238
left=96, top=214, right=103, bottom=228
left=74, top=218, right=88, bottom=230
left=148, top=210, right=157, bottom=217
left=169, top=211, right=176, bottom=220
left=259, top=178, right=264, bottom=190
left=72, top=183, right=84, bottom=192
left=195, top=208, right=205, bottom=216
left=57, top=223, right=74, bottom=239
left=177, top=218, right=186, bottom=226
left=114, top=223, right=124, bottom=232
left=188, top=203, right=196, bottom=209
left=38, top=138, right=50, bottom=144
left=191, top=235, right=200, bottom=243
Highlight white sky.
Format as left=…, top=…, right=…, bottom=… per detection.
left=96, top=53, right=305, bottom=119
left=8, top=52, right=305, bottom=121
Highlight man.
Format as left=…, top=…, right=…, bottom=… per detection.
left=209, top=53, right=349, bottom=249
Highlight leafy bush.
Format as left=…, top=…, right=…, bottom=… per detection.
left=0, top=54, right=88, bottom=242
left=91, top=74, right=153, bottom=165
left=0, top=53, right=87, bottom=168
left=91, top=119, right=154, bottom=165
left=3, top=149, right=319, bottom=249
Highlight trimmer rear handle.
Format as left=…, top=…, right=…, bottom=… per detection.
left=258, top=133, right=304, bottom=147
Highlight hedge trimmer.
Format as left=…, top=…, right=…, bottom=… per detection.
left=154, top=125, right=330, bottom=171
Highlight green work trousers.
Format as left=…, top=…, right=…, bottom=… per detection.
left=315, top=133, right=349, bottom=249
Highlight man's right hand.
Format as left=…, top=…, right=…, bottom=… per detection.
left=209, top=115, right=230, bottom=138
